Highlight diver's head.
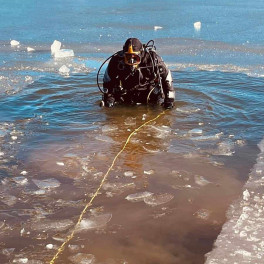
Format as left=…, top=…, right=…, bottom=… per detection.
left=123, top=38, right=143, bottom=70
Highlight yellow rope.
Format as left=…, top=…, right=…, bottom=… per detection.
left=49, top=110, right=166, bottom=264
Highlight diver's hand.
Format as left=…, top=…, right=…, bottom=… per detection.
left=163, top=99, right=174, bottom=109
left=105, top=96, right=115, bottom=108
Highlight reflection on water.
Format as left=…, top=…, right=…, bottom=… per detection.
left=0, top=70, right=263, bottom=263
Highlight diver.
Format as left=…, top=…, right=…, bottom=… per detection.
left=98, top=38, right=175, bottom=109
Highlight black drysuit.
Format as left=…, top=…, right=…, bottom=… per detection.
left=103, top=50, right=175, bottom=107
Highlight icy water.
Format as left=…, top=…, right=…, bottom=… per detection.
left=1, top=1, right=264, bottom=264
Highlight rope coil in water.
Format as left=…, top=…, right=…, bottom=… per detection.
left=49, top=110, right=166, bottom=264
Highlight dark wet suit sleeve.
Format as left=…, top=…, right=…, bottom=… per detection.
left=103, top=56, right=120, bottom=106
left=156, top=55, right=175, bottom=108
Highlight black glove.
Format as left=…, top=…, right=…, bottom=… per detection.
left=105, top=96, right=115, bottom=108
left=163, top=99, right=174, bottom=109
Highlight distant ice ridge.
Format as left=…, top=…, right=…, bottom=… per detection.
left=205, top=137, right=264, bottom=264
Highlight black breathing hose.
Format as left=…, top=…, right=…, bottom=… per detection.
left=96, top=51, right=120, bottom=94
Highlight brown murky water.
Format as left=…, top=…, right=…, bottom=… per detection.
left=1, top=68, right=263, bottom=263
left=0, top=105, right=251, bottom=264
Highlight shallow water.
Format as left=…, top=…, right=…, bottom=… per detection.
left=1, top=0, right=264, bottom=263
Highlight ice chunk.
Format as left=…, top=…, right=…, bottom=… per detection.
left=194, top=21, right=201, bottom=31
left=215, top=141, right=235, bottom=156
left=68, top=253, right=95, bottom=264
left=59, top=65, right=70, bottom=75
left=11, top=136, right=18, bottom=140
left=124, top=171, right=134, bottom=177
left=0, top=151, right=4, bottom=156
left=33, top=189, right=46, bottom=195
left=56, top=161, right=65, bottom=166
left=142, top=146, right=160, bottom=153
left=101, top=125, right=118, bottom=133
left=194, top=175, right=211, bottom=186
left=33, top=178, right=61, bottom=189
left=103, top=182, right=135, bottom=193
left=191, top=133, right=222, bottom=141
left=243, top=189, right=250, bottom=201
left=149, top=125, right=171, bottom=139
left=125, top=191, right=153, bottom=202
left=95, top=135, right=115, bottom=143
left=2, top=194, right=17, bottom=206
left=144, top=193, right=174, bottom=206
left=12, top=176, right=28, bottom=185
left=51, top=40, right=61, bottom=54
left=20, top=171, right=28, bottom=175
left=0, top=221, right=5, bottom=229
left=176, top=106, right=200, bottom=114
left=10, top=40, right=20, bottom=46
left=144, top=170, right=154, bottom=175
left=194, top=209, right=211, bottom=220
left=124, top=117, right=136, bottom=126
left=154, top=26, right=163, bottom=30
left=188, top=128, right=203, bottom=135
left=46, top=244, right=54, bottom=250
left=12, top=258, right=28, bottom=263
left=77, top=213, right=112, bottom=231
left=27, top=47, right=35, bottom=52
left=32, top=219, right=74, bottom=232
left=1, top=248, right=15, bottom=256
left=68, top=244, right=80, bottom=252
left=25, top=76, right=33, bottom=83
left=54, top=49, right=74, bottom=58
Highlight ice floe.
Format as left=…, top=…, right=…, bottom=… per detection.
left=205, top=138, right=264, bottom=264
left=125, top=191, right=153, bottom=202
left=68, top=253, right=95, bottom=264
left=31, top=219, right=74, bottom=232
left=188, top=128, right=203, bottom=135
left=215, top=140, right=235, bottom=156
left=95, top=135, right=115, bottom=143
left=143, top=193, right=174, bottom=206
left=12, top=257, right=28, bottom=263
left=103, top=182, right=135, bottom=194
left=101, top=125, right=118, bottom=133
left=194, top=175, right=211, bottom=186
left=77, top=213, right=112, bottom=231
left=12, top=176, right=28, bottom=185
left=1, top=194, right=17, bottom=206
left=1, top=247, right=15, bottom=256
left=176, top=106, right=200, bottom=114
left=32, top=178, right=61, bottom=189
left=191, top=133, right=223, bottom=141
